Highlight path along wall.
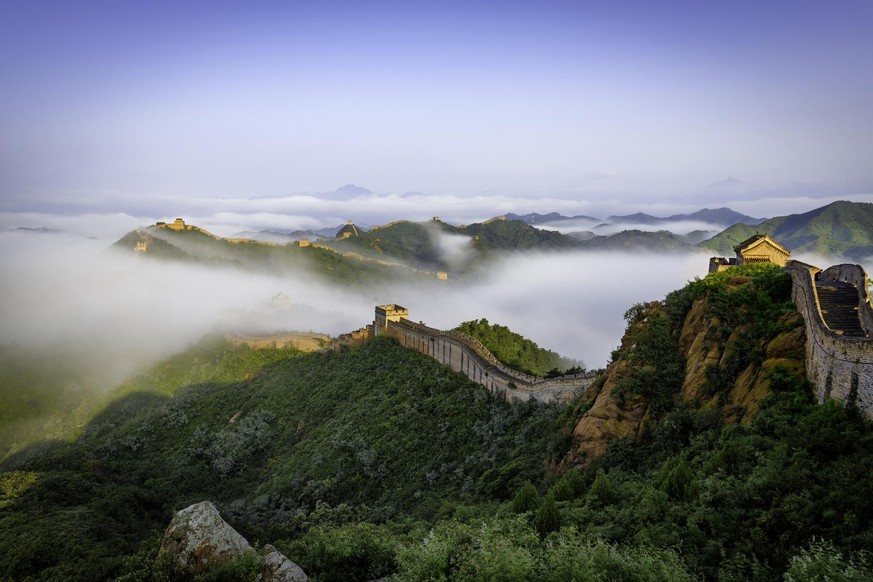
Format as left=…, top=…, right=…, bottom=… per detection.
left=381, top=318, right=594, bottom=403
left=786, top=261, right=873, bottom=418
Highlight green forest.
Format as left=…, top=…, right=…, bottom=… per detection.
left=1, top=265, right=872, bottom=580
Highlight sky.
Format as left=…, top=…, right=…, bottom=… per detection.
left=1, top=0, right=873, bottom=231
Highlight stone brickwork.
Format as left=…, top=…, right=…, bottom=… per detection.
left=375, top=308, right=595, bottom=403
left=786, top=261, right=873, bottom=418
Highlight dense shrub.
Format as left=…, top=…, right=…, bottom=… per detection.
left=454, top=318, right=582, bottom=376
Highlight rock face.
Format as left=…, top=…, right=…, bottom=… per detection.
left=566, top=304, right=658, bottom=464
left=567, top=290, right=807, bottom=466
left=569, top=361, right=650, bottom=463
left=159, top=501, right=308, bottom=581
left=677, top=297, right=805, bottom=421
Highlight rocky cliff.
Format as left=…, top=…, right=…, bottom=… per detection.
left=567, top=267, right=807, bottom=465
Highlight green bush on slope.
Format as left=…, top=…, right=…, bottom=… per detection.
left=453, top=318, right=581, bottom=376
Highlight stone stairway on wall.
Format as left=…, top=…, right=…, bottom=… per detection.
left=815, top=281, right=866, bottom=337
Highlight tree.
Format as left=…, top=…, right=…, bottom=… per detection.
left=533, top=493, right=561, bottom=538
left=511, top=481, right=539, bottom=513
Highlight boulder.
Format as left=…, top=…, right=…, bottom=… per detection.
left=261, top=544, right=309, bottom=581
left=159, top=501, right=308, bottom=581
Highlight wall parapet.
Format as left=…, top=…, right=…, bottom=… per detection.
left=785, top=260, right=873, bottom=418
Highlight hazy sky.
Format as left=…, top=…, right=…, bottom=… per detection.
left=2, top=0, right=872, bottom=226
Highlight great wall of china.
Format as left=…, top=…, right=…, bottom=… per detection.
left=214, top=219, right=873, bottom=416
left=226, top=304, right=595, bottom=403
left=373, top=305, right=595, bottom=402
left=786, top=260, right=873, bottom=418
left=225, top=330, right=334, bottom=352
left=226, top=260, right=873, bottom=415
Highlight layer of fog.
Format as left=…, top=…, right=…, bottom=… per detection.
left=10, top=188, right=873, bottom=236
left=5, top=224, right=870, bottom=406
left=535, top=218, right=727, bottom=238
left=377, top=251, right=710, bottom=368
left=426, top=225, right=475, bottom=272
left=1, top=230, right=713, bottom=390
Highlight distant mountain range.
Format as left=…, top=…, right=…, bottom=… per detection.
left=319, top=217, right=581, bottom=275
left=113, top=200, right=873, bottom=281
left=698, top=201, right=873, bottom=261
left=230, top=225, right=356, bottom=243
left=504, top=207, right=762, bottom=230
left=504, top=212, right=599, bottom=225
left=573, top=230, right=695, bottom=252
left=607, top=207, right=763, bottom=227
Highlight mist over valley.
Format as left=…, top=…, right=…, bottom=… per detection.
left=3, top=1, right=873, bottom=575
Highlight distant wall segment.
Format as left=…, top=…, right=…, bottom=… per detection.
left=225, top=330, right=332, bottom=352
left=786, top=261, right=873, bottom=418
left=376, top=306, right=594, bottom=403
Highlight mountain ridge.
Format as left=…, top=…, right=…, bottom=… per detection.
left=699, top=200, right=873, bottom=260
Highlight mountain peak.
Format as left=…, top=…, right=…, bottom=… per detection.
left=320, top=184, right=372, bottom=201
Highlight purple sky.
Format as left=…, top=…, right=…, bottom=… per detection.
left=2, top=0, right=872, bottom=228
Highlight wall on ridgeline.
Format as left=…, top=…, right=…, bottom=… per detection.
left=225, top=330, right=332, bottom=352
left=381, top=317, right=594, bottom=403
left=786, top=261, right=873, bottom=418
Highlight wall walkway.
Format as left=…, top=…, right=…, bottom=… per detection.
left=786, top=261, right=873, bottom=418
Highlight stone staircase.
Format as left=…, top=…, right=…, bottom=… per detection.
left=816, top=281, right=866, bottom=337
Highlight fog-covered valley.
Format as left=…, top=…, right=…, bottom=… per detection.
left=0, top=226, right=710, bottom=378
left=2, top=210, right=864, bottom=386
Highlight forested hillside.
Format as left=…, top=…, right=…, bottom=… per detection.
left=1, top=266, right=872, bottom=580
left=0, top=337, right=568, bottom=580
left=113, top=227, right=427, bottom=285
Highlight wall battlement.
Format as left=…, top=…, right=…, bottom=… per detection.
left=374, top=307, right=595, bottom=403
left=786, top=260, right=873, bottom=418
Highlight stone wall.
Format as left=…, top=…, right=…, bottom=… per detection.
left=336, top=326, right=373, bottom=347
left=786, top=261, right=873, bottom=418
left=225, top=330, right=332, bottom=352
left=817, top=264, right=873, bottom=335
left=380, top=316, right=594, bottom=403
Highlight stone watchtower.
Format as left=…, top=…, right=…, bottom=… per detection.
left=374, top=304, right=408, bottom=336
left=708, top=234, right=790, bottom=273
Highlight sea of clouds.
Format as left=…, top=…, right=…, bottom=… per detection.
left=0, top=210, right=864, bottom=401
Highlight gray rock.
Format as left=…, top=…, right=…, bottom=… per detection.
left=159, top=501, right=253, bottom=575
left=159, top=501, right=308, bottom=580
left=260, top=544, right=309, bottom=581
